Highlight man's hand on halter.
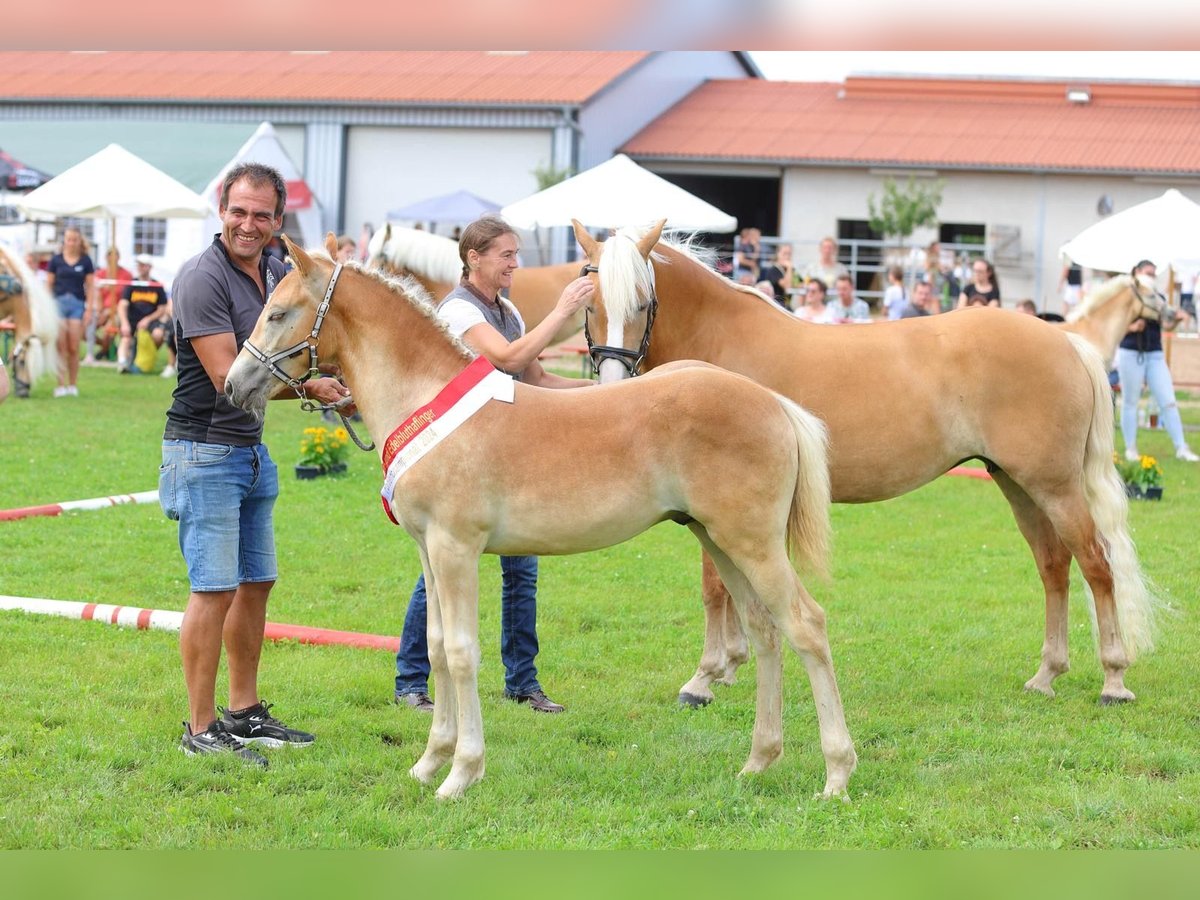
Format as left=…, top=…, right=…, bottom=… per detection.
left=304, top=375, right=357, bottom=416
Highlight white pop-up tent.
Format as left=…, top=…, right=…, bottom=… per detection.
left=501, top=154, right=737, bottom=233
left=204, top=122, right=323, bottom=248
left=1059, top=189, right=1200, bottom=275
left=17, top=143, right=212, bottom=221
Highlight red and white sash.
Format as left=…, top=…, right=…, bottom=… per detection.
left=379, top=356, right=515, bottom=524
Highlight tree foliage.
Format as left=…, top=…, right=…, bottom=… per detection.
left=867, top=176, right=944, bottom=240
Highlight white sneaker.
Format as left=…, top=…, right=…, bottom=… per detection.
left=160, top=365, right=177, bottom=379
left=66, top=385, right=78, bottom=396
left=1176, top=447, right=1200, bottom=462
left=1124, top=448, right=1140, bottom=462
left=53, top=386, right=68, bottom=398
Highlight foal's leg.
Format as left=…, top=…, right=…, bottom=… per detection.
left=410, top=555, right=458, bottom=785
left=991, top=473, right=1073, bottom=698
left=695, top=529, right=856, bottom=798
left=678, top=552, right=748, bottom=707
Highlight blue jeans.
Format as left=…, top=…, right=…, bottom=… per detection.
left=395, top=555, right=541, bottom=697
left=159, top=440, right=279, bottom=591
left=1117, top=348, right=1189, bottom=452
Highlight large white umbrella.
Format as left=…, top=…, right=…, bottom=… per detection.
left=17, top=143, right=213, bottom=221
left=1059, top=189, right=1200, bottom=274
left=501, top=154, right=737, bottom=233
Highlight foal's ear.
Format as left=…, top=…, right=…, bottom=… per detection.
left=572, top=219, right=599, bottom=261
left=325, top=232, right=339, bottom=258
left=283, top=234, right=314, bottom=277
left=637, top=219, right=667, bottom=259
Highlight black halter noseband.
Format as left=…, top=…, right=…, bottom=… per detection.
left=580, top=262, right=657, bottom=378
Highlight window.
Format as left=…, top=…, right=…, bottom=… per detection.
left=133, top=217, right=168, bottom=256
left=60, top=217, right=96, bottom=243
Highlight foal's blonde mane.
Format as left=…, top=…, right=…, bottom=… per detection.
left=601, top=224, right=777, bottom=325
left=1067, top=274, right=1137, bottom=323
left=0, top=242, right=59, bottom=341
left=366, top=223, right=462, bottom=283
left=298, top=246, right=475, bottom=363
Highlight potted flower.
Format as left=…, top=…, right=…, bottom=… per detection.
left=1116, top=452, right=1164, bottom=500
left=296, top=425, right=350, bottom=479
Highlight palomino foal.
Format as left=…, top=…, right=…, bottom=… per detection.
left=225, top=234, right=856, bottom=801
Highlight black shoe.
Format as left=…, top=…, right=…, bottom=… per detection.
left=394, top=691, right=434, bottom=712
left=504, top=688, right=565, bottom=714
left=220, top=701, right=315, bottom=748
left=180, top=720, right=268, bottom=768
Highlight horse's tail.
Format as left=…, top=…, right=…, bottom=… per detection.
left=3, top=247, right=60, bottom=383
left=775, top=393, right=833, bottom=580
left=1067, top=331, right=1159, bottom=660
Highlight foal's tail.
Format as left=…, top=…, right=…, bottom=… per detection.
left=775, top=393, right=833, bottom=579
left=1067, top=332, right=1159, bottom=660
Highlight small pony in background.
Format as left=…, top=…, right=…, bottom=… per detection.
left=0, top=244, right=60, bottom=397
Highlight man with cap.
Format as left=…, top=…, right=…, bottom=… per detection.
left=117, top=253, right=171, bottom=373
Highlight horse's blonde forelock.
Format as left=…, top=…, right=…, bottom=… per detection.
left=599, top=226, right=657, bottom=325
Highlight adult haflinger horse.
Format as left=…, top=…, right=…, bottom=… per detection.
left=574, top=219, right=1157, bottom=709
left=1061, top=272, right=1175, bottom=361
left=366, top=222, right=583, bottom=345
left=224, top=234, right=856, bottom=800
left=0, top=243, right=59, bottom=397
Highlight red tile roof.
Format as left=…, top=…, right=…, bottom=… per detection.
left=0, top=51, right=652, bottom=106
left=622, top=77, right=1200, bottom=174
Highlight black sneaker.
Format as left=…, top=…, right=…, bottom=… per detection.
left=220, top=701, right=315, bottom=748
left=180, top=720, right=268, bottom=768
left=504, top=688, right=565, bottom=714
left=394, top=691, right=434, bottom=712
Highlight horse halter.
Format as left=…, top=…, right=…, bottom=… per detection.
left=580, top=261, right=657, bottom=378
left=242, top=262, right=374, bottom=452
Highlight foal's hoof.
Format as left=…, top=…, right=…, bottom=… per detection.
left=678, top=692, right=712, bottom=709
left=1099, top=691, right=1135, bottom=706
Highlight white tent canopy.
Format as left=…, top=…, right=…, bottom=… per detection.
left=16, top=143, right=212, bottom=221
left=501, top=154, right=737, bottom=233
left=204, top=122, right=323, bottom=248
left=1059, top=189, right=1200, bottom=274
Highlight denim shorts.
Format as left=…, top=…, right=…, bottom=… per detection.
left=159, top=440, right=279, bottom=592
left=56, top=293, right=86, bottom=320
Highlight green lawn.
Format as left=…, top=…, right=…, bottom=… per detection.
left=1, top=363, right=1198, bottom=848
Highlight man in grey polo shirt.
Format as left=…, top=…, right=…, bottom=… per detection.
left=161, top=162, right=351, bottom=766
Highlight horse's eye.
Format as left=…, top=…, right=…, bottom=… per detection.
left=267, top=310, right=285, bottom=322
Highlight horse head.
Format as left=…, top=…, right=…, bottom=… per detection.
left=225, top=234, right=341, bottom=419
left=574, top=218, right=665, bottom=384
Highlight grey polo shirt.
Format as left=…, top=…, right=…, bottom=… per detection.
left=164, top=236, right=288, bottom=446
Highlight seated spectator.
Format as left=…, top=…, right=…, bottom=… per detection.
left=794, top=278, right=833, bottom=322
left=882, top=265, right=907, bottom=320
left=117, top=254, right=170, bottom=374
left=802, top=236, right=849, bottom=288
left=760, top=243, right=796, bottom=307
left=957, top=258, right=1001, bottom=308
left=1015, top=299, right=1038, bottom=316
left=733, top=226, right=763, bottom=283
left=89, top=256, right=132, bottom=363
left=900, top=280, right=939, bottom=318
left=754, top=279, right=790, bottom=311
left=828, top=273, right=872, bottom=323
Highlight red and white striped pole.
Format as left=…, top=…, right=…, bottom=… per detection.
left=0, top=595, right=400, bottom=652
left=0, top=490, right=160, bottom=522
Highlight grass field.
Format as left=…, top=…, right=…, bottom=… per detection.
left=1, top=361, right=1198, bottom=849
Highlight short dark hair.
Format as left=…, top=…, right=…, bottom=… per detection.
left=1131, top=259, right=1155, bottom=275
left=220, top=162, right=287, bottom=219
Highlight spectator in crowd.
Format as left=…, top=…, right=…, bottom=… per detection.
left=882, top=265, right=907, bottom=320
left=1117, top=259, right=1198, bottom=463
left=394, top=214, right=595, bottom=715
left=1015, top=299, right=1038, bottom=316
left=86, top=251, right=132, bottom=364
left=899, top=280, right=939, bottom=318
left=828, top=273, right=872, bottom=323
left=958, top=258, right=1001, bottom=308
left=47, top=226, right=95, bottom=397
left=794, top=278, right=832, bottom=322
left=164, top=162, right=353, bottom=766
left=802, top=236, right=849, bottom=288
left=335, top=235, right=357, bottom=263
left=924, top=242, right=959, bottom=312
left=117, top=254, right=171, bottom=374
left=1059, top=261, right=1084, bottom=315
left=733, top=227, right=763, bottom=283
left=760, top=242, right=796, bottom=307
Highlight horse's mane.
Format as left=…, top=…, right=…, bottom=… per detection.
left=600, top=225, right=776, bottom=324
left=366, top=224, right=462, bottom=284
left=0, top=242, right=60, bottom=343
left=308, top=247, right=474, bottom=363
left=1067, top=274, right=1135, bottom=323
